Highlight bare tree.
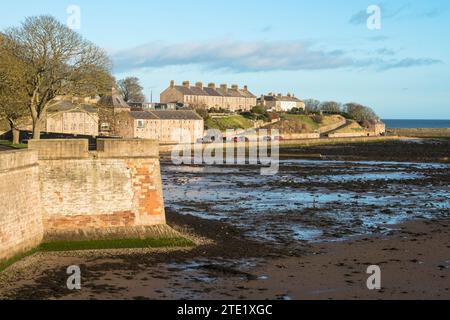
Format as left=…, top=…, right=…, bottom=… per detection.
left=3, top=15, right=114, bottom=139
left=320, top=101, right=342, bottom=114
left=304, top=99, right=321, bottom=113
left=0, top=35, right=29, bottom=144
left=117, top=77, right=145, bottom=103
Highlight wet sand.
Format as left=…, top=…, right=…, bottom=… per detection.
left=0, top=139, right=449, bottom=300
left=0, top=214, right=448, bottom=300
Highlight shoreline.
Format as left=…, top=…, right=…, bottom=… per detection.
left=0, top=212, right=448, bottom=300
left=0, top=139, right=448, bottom=300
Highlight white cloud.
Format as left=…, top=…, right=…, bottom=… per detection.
left=112, top=40, right=354, bottom=73
left=112, top=39, right=443, bottom=74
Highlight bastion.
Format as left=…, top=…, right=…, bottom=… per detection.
left=0, top=139, right=170, bottom=263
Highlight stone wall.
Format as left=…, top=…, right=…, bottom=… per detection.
left=328, top=132, right=370, bottom=138
left=28, top=139, right=166, bottom=241
left=318, top=118, right=347, bottom=134
left=0, top=150, right=43, bottom=261
left=282, top=133, right=320, bottom=140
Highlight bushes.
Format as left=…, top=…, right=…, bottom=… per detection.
left=239, top=106, right=270, bottom=123
left=288, top=108, right=305, bottom=115
left=344, top=103, right=379, bottom=126
left=312, top=114, right=324, bottom=124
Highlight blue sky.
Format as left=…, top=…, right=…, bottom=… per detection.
left=1, top=0, right=449, bottom=119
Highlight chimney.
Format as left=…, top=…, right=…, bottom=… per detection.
left=182, top=81, right=190, bottom=88
left=196, top=82, right=203, bottom=88
left=170, top=80, right=175, bottom=88
left=220, top=84, right=228, bottom=92
left=208, top=83, right=216, bottom=89
left=287, top=93, right=291, bottom=97
left=244, top=85, right=248, bottom=91
left=231, top=84, right=239, bottom=90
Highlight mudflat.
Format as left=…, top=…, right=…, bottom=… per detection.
left=0, top=139, right=448, bottom=300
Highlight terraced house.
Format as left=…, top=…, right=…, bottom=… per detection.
left=160, top=80, right=257, bottom=112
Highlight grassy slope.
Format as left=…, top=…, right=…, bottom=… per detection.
left=331, top=120, right=365, bottom=133
left=206, top=115, right=254, bottom=131
left=281, top=114, right=320, bottom=130
left=0, top=237, right=195, bottom=272
left=271, top=114, right=345, bottom=134
left=0, top=140, right=28, bottom=149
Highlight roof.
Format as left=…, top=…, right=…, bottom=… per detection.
left=129, top=111, right=159, bottom=120
left=47, top=100, right=97, bottom=114
left=150, top=110, right=203, bottom=120
left=127, top=110, right=203, bottom=121
left=173, top=85, right=193, bottom=95
left=262, top=95, right=302, bottom=102
left=203, top=87, right=222, bottom=97
left=262, top=95, right=276, bottom=102
left=239, top=89, right=256, bottom=98
left=189, top=86, right=208, bottom=96
left=98, top=94, right=131, bottom=109
left=227, top=89, right=244, bottom=98
left=170, top=83, right=256, bottom=99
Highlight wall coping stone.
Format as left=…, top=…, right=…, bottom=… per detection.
left=0, top=149, right=38, bottom=173
left=97, top=139, right=159, bottom=158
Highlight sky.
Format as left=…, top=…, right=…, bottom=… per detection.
left=1, top=0, right=449, bottom=119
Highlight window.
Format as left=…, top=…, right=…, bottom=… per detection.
left=137, top=120, right=145, bottom=129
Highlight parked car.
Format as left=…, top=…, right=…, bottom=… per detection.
left=198, top=136, right=217, bottom=143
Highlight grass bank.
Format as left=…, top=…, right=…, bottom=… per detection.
left=0, top=237, right=195, bottom=272
left=206, top=115, right=254, bottom=131
left=0, top=140, right=27, bottom=149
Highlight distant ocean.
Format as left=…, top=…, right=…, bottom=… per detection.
left=382, top=119, right=450, bottom=129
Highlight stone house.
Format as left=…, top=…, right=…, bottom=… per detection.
left=160, top=80, right=257, bottom=112
left=115, top=110, right=204, bottom=144
left=259, top=93, right=306, bottom=112
left=97, top=89, right=132, bottom=136
left=44, top=100, right=99, bottom=136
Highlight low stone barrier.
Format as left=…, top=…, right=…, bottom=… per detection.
left=282, top=133, right=320, bottom=140
left=328, top=132, right=369, bottom=138
left=0, top=150, right=43, bottom=262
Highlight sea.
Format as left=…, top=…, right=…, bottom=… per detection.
left=382, top=119, right=450, bottom=129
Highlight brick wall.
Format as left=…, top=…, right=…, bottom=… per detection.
left=0, top=150, right=43, bottom=261
left=29, top=139, right=166, bottom=241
